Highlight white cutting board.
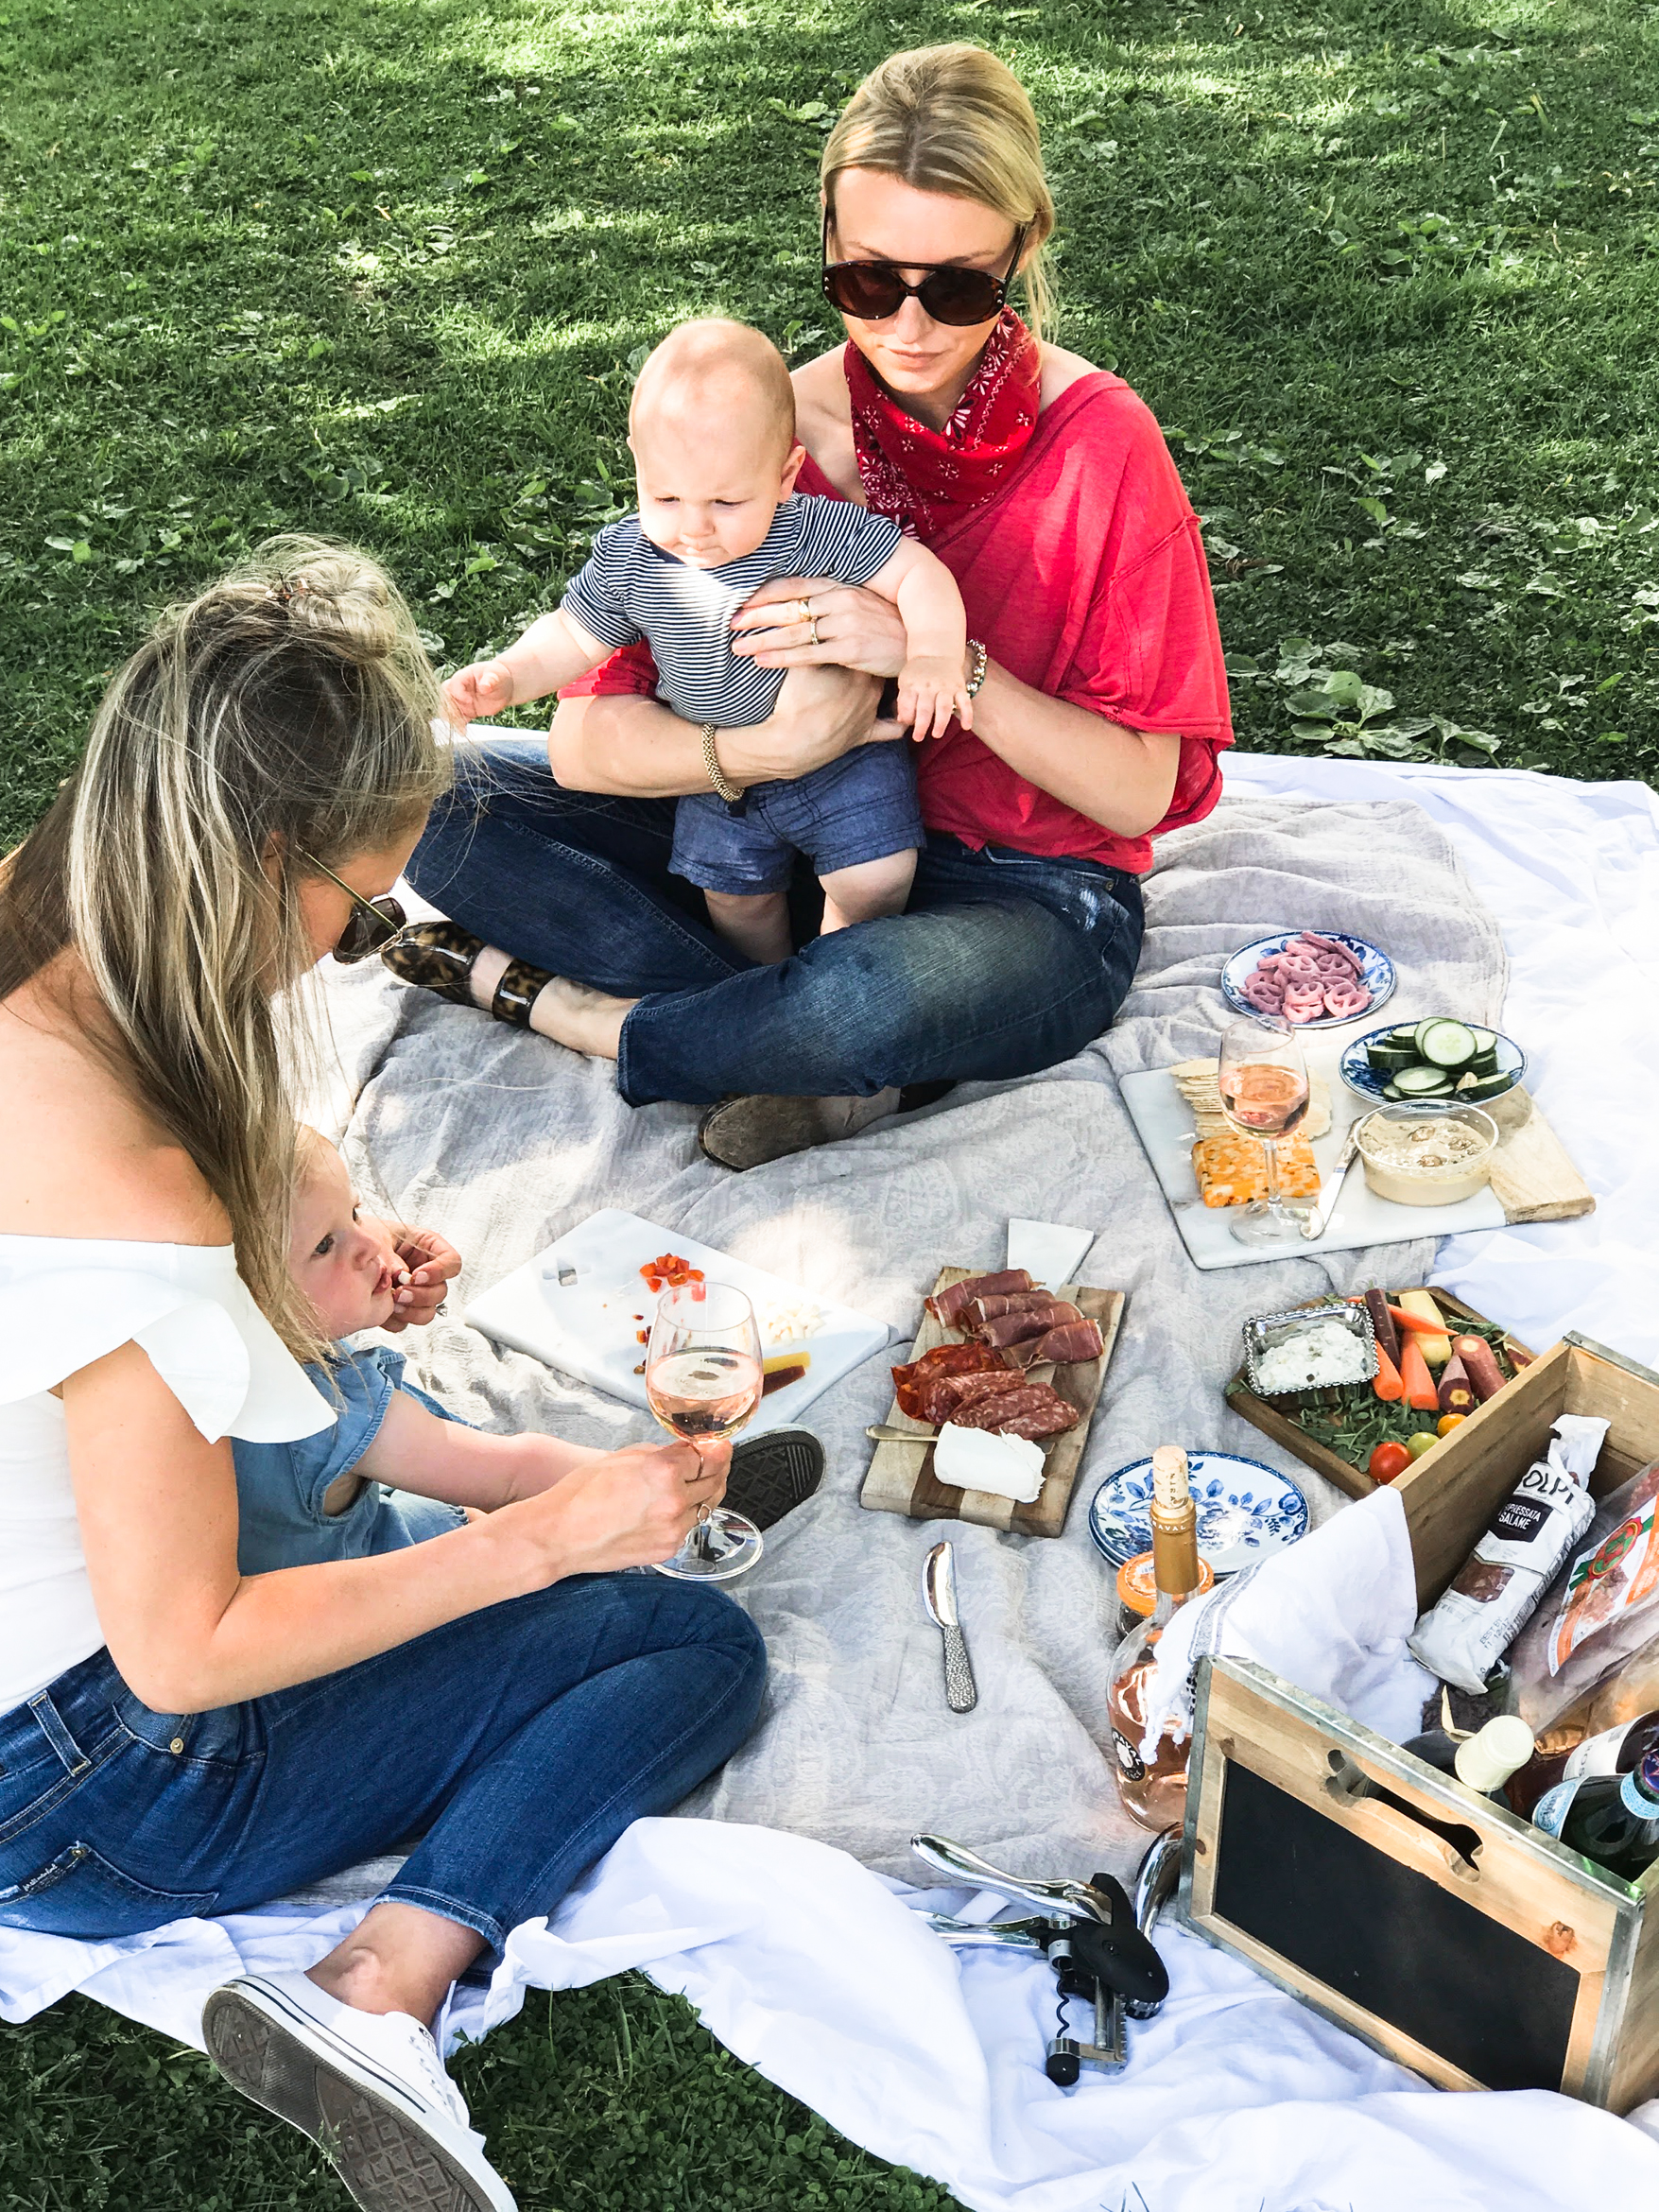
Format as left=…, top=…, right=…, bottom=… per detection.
left=1119, top=1044, right=1506, bottom=1271
left=463, top=1208, right=890, bottom=1434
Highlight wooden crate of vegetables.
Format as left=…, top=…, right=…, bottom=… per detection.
left=1226, top=1285, right=1535, bottom=1503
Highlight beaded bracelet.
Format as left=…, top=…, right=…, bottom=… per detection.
left=964, top=638, right=990, bottom=700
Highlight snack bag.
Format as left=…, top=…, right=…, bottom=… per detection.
left=1408, top=1415, right=1609, bottom=1696
left=1505, top=1459, right=1659, bottom=1733
left=1551, top=1490, right=1659, bottom=1675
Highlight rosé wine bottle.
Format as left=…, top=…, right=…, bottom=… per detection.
left=1107, top=1445, right=1209, bottom=1831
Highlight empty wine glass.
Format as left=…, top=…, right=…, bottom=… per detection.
left=1217, top=1013, right=1312, bottom=1246
left=645, top=1281, right=765, bottom=1581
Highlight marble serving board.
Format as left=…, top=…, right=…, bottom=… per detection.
left=1118, top=1044, right=1510, bottom=1272
left=463, top=1207, right=890, bottom=1435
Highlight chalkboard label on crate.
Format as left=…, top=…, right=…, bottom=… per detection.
left=1212, top=1760, right=1581, bottom=2093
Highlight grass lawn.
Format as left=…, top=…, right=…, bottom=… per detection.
left=2, top=0, right=1655, bottom=2199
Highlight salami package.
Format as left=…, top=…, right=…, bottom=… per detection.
left=1408, top=1415, right=1610, bottom=1696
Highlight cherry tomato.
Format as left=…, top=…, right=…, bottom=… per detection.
left=1405, top=1430, right=1440, bottom=1460
left=1368, top=1442, right=1412, bottom=1484
left=1437, top=1413, right=1467, bottom=1438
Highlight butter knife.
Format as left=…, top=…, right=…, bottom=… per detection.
left=1300, top=1121, right=1362, bottom=1242
left=922, top=1540, right=977, bottom=1714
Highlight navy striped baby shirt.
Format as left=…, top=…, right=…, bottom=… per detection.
left=562, top=495, right=905, bottom=728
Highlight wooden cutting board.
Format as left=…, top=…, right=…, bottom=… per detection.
left=1484, top=1085, right=1595, bottom=1223
left=859, top=1268, right=1126, bottom=1537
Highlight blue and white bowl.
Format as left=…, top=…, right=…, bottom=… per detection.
left=1338, top=1023, right=1526, bottom=1113
left=1220, top=930, right=1395, bottom=1030
left=1089, top=1452, right=1309, bottom=1578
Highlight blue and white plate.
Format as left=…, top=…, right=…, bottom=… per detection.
left=1089, top=1452, right=1309, bottom=1577
left=1338, top=1023, right=1526, bottom=1113
left=1220, top=930, right=1395, bottom=1030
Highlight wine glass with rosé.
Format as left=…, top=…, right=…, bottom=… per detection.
left=645, top=1281, right=765, bottom=1581
left=1217, top=1013, right=1312, bottom=1246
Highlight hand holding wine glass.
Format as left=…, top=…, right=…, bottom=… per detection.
left=645, top=1281, right=766, bottom=1581
left=1218, top=1013, right=1312, bottom=1246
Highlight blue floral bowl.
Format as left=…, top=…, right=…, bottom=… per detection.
left=1089, top=1452, right=1309, bottom=1577
left=1220, top=930, right=1395, bottom=1030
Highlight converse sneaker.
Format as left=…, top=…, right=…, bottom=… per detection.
left=202, top=1969, right=515, bottom=2212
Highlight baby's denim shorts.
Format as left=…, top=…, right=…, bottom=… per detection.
left=670, top=740, right=924, bottom=894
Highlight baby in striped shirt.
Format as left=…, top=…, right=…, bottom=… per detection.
left=443, top=320, right=973, bottom=965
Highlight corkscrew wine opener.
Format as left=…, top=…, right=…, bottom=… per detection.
left=914, top=1831, right=1177, bottom=2085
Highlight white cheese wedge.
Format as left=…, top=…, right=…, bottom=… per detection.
left=933, top=1424, right=1046, bottom=1503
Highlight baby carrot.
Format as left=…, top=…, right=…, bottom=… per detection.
left=1399, top=1336, right=1440, bottom=1410
left=1372, top=1343, right=1405, bottom=1402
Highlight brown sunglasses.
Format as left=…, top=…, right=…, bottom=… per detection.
left=821, top=205, right=1027, bottom=328
left=299, top=850, right=408, bottom=964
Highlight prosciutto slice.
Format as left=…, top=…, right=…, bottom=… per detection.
left=926, top=1269, right=1034, bottom=1325
left=975, top=1302, right=1080, bottom=1349
left=1001, top=1317, right=1107, bottom=1369
left=970, top=1290, right=1068, bottom=1322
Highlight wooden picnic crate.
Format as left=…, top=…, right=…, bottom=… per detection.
left=1180, top=1332, right=1659, bottom=2110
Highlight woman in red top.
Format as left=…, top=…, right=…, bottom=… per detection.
left=405, top=44, right=1231, bottom=1168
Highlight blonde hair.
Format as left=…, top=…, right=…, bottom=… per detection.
left=0, top=536, right=449, bottom=1361
left=631, top=319, right=797, bottom=461
left=821, top=44, right=1057, bottom=342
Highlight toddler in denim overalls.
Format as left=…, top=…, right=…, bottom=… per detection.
left=231, top=1132, right=474, bottom=1571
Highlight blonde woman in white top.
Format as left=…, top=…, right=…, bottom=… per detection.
left=0, top=539, right=766, bottom=2212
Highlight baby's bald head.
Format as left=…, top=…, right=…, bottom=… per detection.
left=630, top=319, right=796, bottom=465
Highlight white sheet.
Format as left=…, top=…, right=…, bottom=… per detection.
left=6, top=757, right=1659, bottom=2212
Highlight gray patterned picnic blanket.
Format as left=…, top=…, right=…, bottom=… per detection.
left=309, top=790, right=1505, bottom=1883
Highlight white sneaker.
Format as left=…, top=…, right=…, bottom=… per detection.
left=202, top=1969, right=515, bottom=2211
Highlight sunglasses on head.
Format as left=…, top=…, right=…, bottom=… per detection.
left=299, top=849, right=407, bottom=965
left=821, top=206, right=1028, bottom=329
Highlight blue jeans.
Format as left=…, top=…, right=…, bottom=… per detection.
left=0, top=1577, right=765, bottom=1959
left=408, top=736, right=1146, bottom=1107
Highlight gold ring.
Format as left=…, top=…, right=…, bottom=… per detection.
left=794, top=596, right=812, bottom=624
left=696, top=1501, right=714, bottom=1527
left=808, top=615, right=821, bottom=647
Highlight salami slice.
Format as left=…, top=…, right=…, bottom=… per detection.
left=949, top=1385, right=1080, bottom=1441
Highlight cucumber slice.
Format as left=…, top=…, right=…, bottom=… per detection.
left=1394, top=1064, right=1456, bottom=1097
left=1469, top=1028, right=1496, bottom=1053
left=1466, top=1047, right=1500, bottom=1077
left=1418, top=1019, right=1478, bottom=1069
left=1458, top=1071, right=1514, bottom=1100
left=1383, top=1081, right=1404, bottom=1099
left=1367, top=1042, right=1419, bottom=1070
left=1391, top=1024, right=1421, bottom=1042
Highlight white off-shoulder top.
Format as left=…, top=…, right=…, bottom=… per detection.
left=0, top=1236, right=336, bottom=1716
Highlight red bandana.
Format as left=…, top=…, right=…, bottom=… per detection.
left=845, top=309, right=1042, bottom=542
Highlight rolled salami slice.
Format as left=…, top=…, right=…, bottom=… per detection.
left=927, top=1269, right=1034, bottom=1325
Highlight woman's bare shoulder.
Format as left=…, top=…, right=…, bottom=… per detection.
left=792, top=347, right=861, bottom=496
left=0, top=981, right=230, bottom=1244
left=1038, top=342, right=1104, bottom=407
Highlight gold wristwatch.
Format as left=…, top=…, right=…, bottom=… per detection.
left=700, top=723, right=746, bottom=804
